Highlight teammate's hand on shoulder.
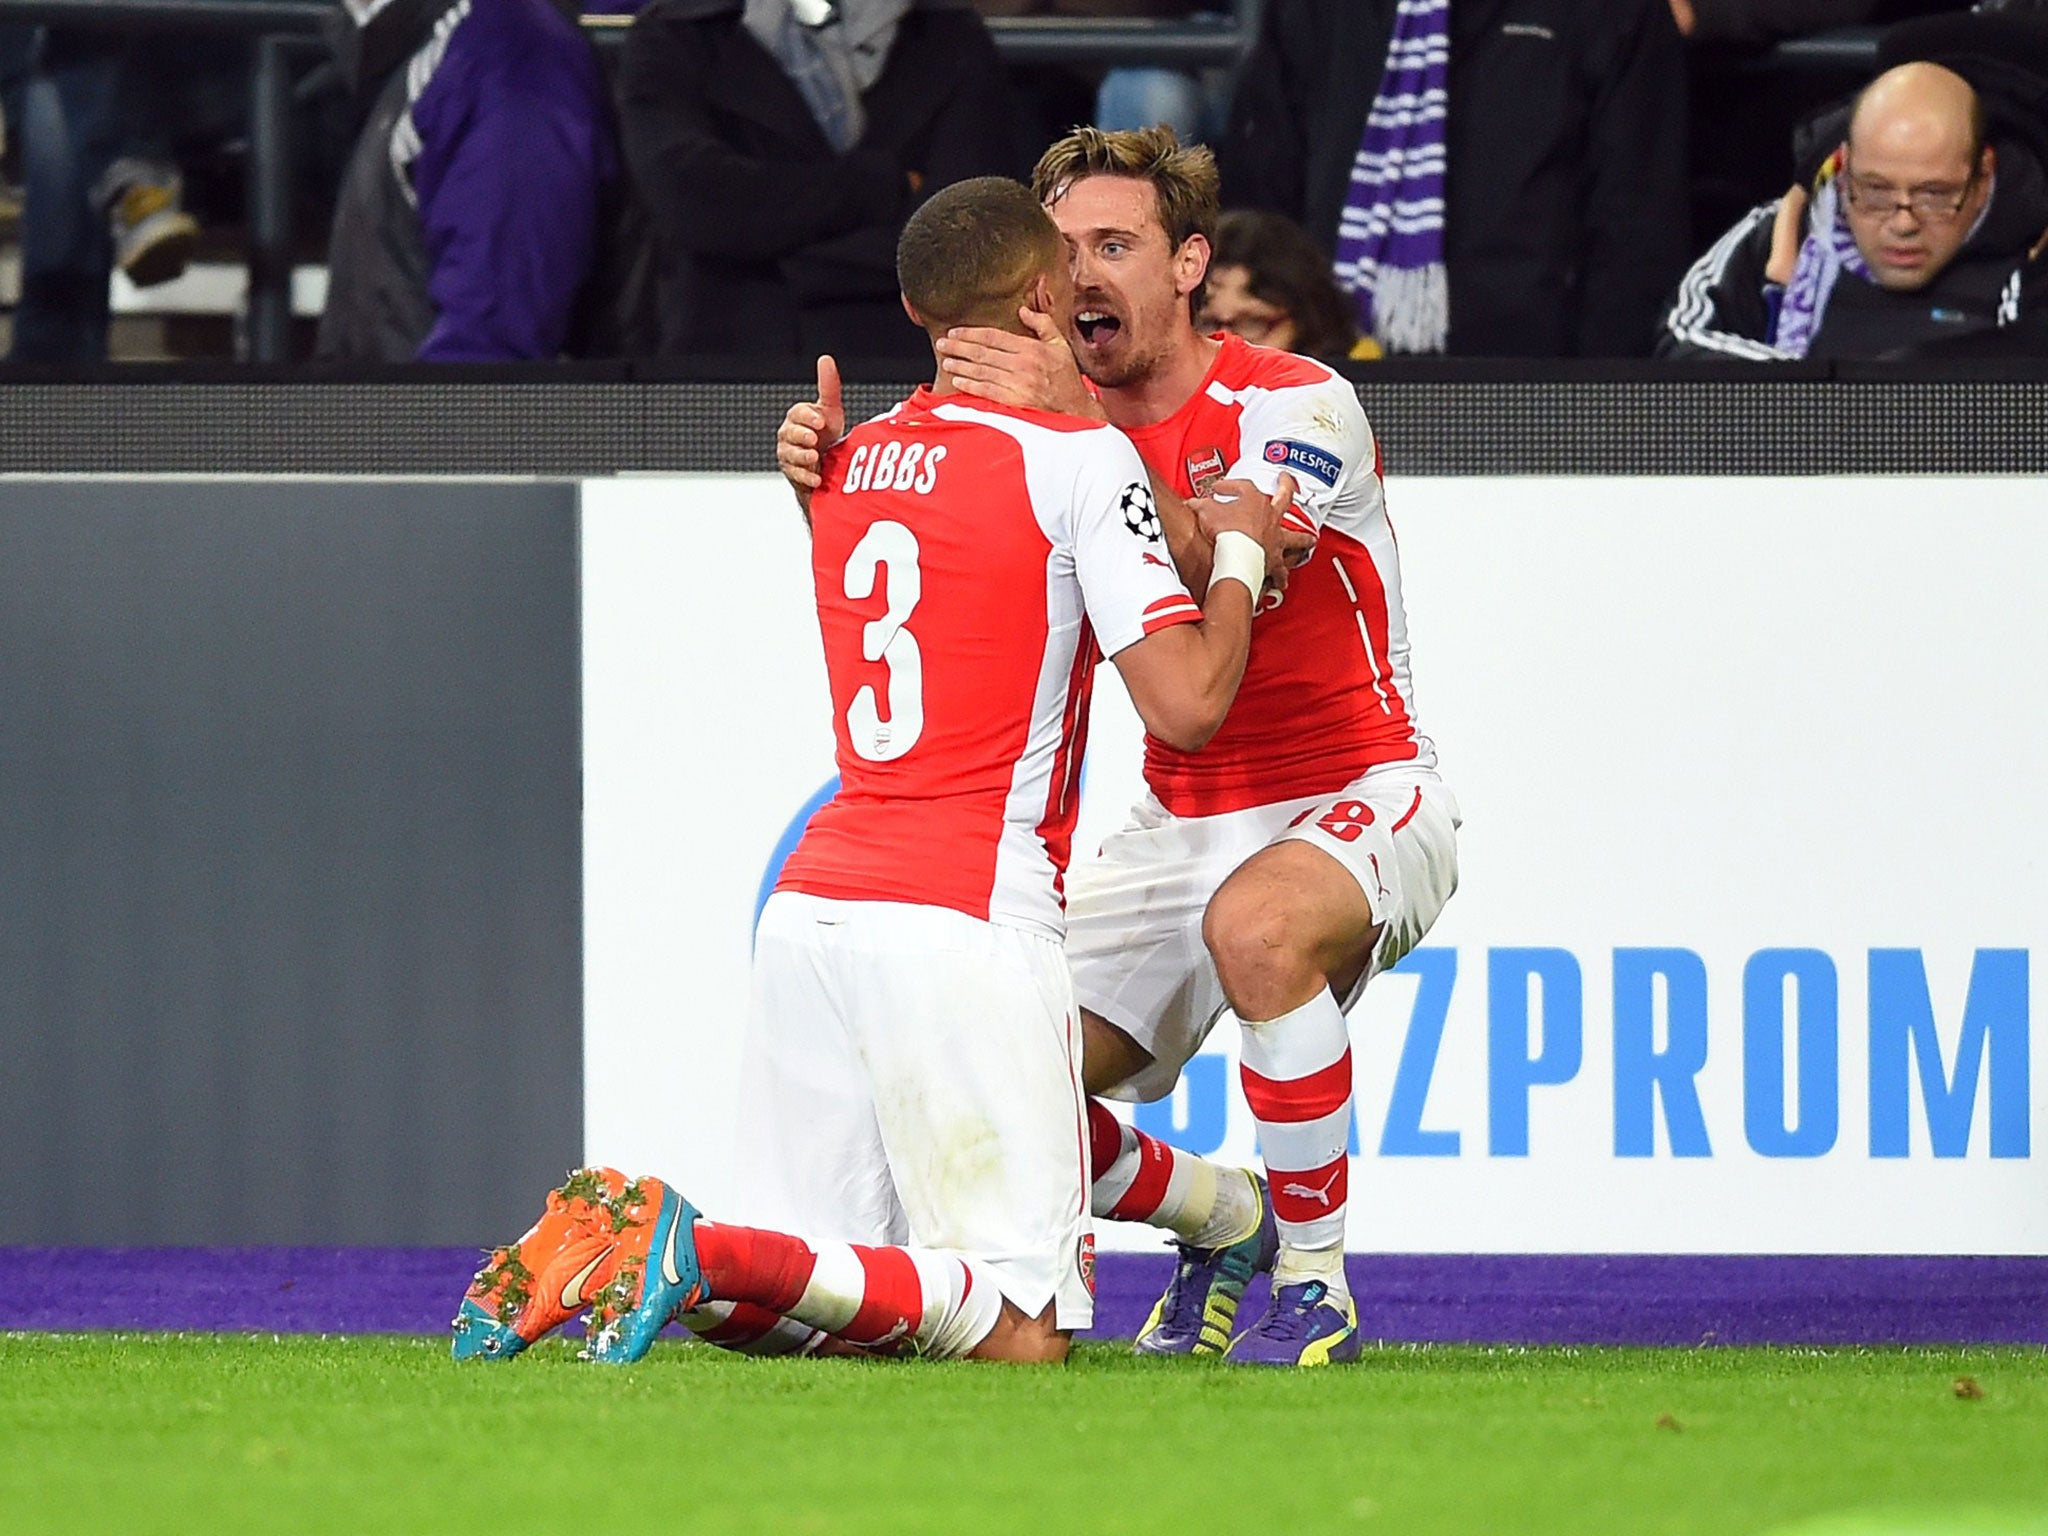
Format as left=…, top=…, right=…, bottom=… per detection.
left=776, top=355, right=846, bottom=507
left=933, top=310, right=1102, bottom=420
left=1192, top=474, right=1297, bottom=593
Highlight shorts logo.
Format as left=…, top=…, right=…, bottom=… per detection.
left=1185, top=446, right=1226, bottom=496
left=1119, top=482, right=1162, bottom=542
left=1077, top=1232, right=1097, bottom=1295
left=1263, top=438, right=1343, bottom=486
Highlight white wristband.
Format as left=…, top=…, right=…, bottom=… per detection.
left=1207, top=529, right=1265, bottom=601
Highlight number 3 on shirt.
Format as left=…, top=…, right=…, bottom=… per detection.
left=843, top=520, right=924, bottom=761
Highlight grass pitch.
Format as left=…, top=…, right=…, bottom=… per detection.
left=1, top=1334, right=2043, bottom=1536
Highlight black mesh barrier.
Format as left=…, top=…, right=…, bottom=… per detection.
left=1, top=369, right=2045, bottom=476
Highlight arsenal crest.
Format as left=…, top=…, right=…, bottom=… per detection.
left=1185, top=446, right=1226, bottom=496
left=1077, top=1232, right=1097, bottom=1295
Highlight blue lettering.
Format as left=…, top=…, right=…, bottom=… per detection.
left=1869, top=949, right=2030, bottom=1158
left=1134, top=1053, right=1229, bottom=1155
left=1380, top=948, right=1460, bottom=1156
left=1487, top=948, right=1582, bottom=1156
left=1613, top=948, right=1712, bottom=1157
left=1742, top=949, right=1838, bottom=1157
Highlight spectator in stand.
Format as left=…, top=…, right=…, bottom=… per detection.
left=2, top=30, right=212, bottom=364
left=1198, top=208, right=1373, bottom=361
left=319, top=0, right=630, bottom=362
left=1219, top=0, right=1691, bottom=357
left=1670, top=0, right=1973, bottom=245
left=618, top=0, right=1019, bottom=361
left=1660, top=58, right=2048, bottom=356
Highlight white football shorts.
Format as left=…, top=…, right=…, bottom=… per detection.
left=733, top=891, right=1095, bottom=1331
left=1067, top=766, right=1461, bottom=1104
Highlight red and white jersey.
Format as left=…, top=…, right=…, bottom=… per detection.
left=778, top=385, right=1201, bottom=937
left=1120, top=334, right=1434, bottom=816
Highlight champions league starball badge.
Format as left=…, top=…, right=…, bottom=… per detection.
left=1120, top=482, right=1162, bottom=542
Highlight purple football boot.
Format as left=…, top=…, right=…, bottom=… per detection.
left=1225, top=1278, right=1362, bottom=1367
left=1133, top=1172, right=1279, bottom=1357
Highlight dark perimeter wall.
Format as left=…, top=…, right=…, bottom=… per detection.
left=0, top=479, right=582, bottom=1245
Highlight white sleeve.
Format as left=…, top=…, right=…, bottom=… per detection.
left=1065, top=426, right=1203, bottom=659
left=1227, top=376, right=1377, bottom=536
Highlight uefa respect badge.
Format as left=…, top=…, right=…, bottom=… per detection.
left=1263, top=438, right=1342, bottom=486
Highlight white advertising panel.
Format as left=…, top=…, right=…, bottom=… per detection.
left=583, top=473, right=2047, bottom=1254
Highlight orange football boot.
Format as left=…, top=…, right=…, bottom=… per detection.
left=451, top=1166, right=642, bottom=1361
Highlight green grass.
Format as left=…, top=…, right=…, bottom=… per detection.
left=1, top=1334, right=2044, bottom=1536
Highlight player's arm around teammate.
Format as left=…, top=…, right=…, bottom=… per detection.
left=934, top=313, right=1317, bottom=597
left=1106, top=475, right=1292, bottom=751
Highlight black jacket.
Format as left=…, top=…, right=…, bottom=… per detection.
left=1219, top=0, right=1691, bottom=357
left=1658, top=142, right=2048, bottom=360
left=617, top=0, right=1021, bottom=361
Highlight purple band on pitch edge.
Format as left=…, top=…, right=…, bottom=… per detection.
left=1, top=1249, right=2043, bottom=1345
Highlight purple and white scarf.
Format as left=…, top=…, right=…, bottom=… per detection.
left=1334, top=0, right=1450, bottom=354
left=1771, top=162, right=1866, bottom=359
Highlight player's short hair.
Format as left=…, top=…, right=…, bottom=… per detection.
left=1030, top=125, right=1221, bottom=254
left=897, top=177, right=1065, bottom=332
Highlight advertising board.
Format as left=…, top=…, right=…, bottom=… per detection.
left=583, top=473, right=2046, bottom=1254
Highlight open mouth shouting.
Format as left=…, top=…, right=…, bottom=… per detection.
left=1072, top=305, right=1126, bottom=358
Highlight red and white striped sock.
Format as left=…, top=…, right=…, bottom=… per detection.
left=693, top=1222, right=1003, bottom=1359
left=675, top=1299, right=824, bottom=1357
left=1086, top=1098, right=1258, bottom=1249
left=1237, top=990, right=1354, bottom=1294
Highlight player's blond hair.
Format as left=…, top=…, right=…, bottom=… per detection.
left=896, top=176, right=1065, bottom=332
left=1031, top=126, right=1221, bottom=253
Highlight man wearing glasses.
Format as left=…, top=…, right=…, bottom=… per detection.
left=1661, top=60, right=2048, bottom=359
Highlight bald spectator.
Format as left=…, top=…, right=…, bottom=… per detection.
left=1662, top=61, right=2048, bottom=356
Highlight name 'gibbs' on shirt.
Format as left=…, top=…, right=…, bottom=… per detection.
left=843, top=441, right=948, bottom=494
